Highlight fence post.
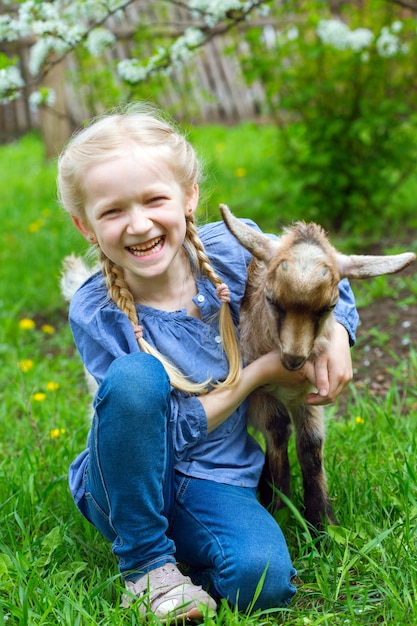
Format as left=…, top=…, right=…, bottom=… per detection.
left=39, top=57, right=72, bottom=158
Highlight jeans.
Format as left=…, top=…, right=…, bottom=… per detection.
left=80, top=352, right=296, bottom=611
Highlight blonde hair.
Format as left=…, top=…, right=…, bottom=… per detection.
left=58, top=103, right=241, bottom=394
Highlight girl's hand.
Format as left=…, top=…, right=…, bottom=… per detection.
left=304, top=322, right=353, bottom=406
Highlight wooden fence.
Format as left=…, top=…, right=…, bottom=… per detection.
left=0, top=1, right=268, bottom=155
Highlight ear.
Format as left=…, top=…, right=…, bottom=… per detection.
left=335, top=251, right=416, bottom=279
left=71, top=216, right=97, bottom=244
left=220, top=203, right=279, bottom=262
left=185, top=183, right=199, bottom=216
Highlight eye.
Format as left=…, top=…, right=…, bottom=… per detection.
left=265, top=293, right=285, bottom=316
left=146, top=196, right=168, bottom=206
left=100, top=207, right=121, bottom=218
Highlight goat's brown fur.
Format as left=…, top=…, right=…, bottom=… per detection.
left=220, top=204, right=416, bottom=528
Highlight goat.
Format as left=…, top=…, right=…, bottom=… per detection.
left=220, top=203, right=415, bottom=528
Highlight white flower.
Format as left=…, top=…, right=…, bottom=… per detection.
left=28, top=37, right=68, bottom=75
left=376, top=26, right=401, bottom=57
left=317, top=19, right=350, bottom=50
left=347, top=28, right=374, bottom=52
left=317, top=19, right=374, bottom=52
left=188, top=0, right=248, bottom=27
left=117, top=59, right=149, bottom=83
left=182, top=27, right=205, bottom=48
left=29, top=88, right=56, bottom=111
left=86, top=27, right=116, bottom=56
left=0, top=65, right=24, bottom=103
left=286, top=26, right=299, bottom=41
left=391, top=20, right=403, bottom=33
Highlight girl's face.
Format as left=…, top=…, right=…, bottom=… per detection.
left=72, top=145, right=198, bottom=293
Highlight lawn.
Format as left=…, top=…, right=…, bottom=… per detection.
left=0, top=129, right=416, bottom=625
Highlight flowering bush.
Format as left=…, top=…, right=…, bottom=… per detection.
left=241, top=0, right=417, bottom=232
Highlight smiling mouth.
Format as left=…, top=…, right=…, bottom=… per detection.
left=127, top=236, right=165, bottom=257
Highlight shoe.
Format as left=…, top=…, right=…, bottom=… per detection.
left=121, top=563, right=217, bottom=622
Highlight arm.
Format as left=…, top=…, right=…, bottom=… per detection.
left=199, top=352, right=309, bottom=432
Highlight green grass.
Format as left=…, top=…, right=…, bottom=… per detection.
left=1, top=130, right=417, bottom=625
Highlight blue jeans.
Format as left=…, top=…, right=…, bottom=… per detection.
left=80, top=352, right=296, bottom=611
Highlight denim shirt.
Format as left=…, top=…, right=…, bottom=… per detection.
left=68, top=220, right=359, bottom=505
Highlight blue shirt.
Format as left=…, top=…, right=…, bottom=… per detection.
left=68, top=220, right=359, bottom=505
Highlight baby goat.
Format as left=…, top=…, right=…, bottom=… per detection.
left=220, top=203, right=415, bottom=528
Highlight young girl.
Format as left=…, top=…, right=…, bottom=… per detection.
left=58, top=103, right=358, bottom=622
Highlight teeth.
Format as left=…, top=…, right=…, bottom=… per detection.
left=128, top=237, right=163, bottom=256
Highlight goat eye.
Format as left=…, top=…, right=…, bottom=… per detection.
left=266, top=294, right=284, bottom=316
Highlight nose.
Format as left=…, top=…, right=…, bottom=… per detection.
left=282, top=354, right=307, bottom=371
left=126, top=206, right=152, bottom=234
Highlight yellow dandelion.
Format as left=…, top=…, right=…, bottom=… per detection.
left=33, top=392, right=46, bottom=402
left=28, top=218, right=45, bottom=233
left=19, top=318, right=36, bottom=330
left=46, top=381, right=60, bottom=391
left=41, top=324, right=55, bottom=335
left=235, top=167, right=247, bottom=178
left=49, top=428, right=66, bottom=439
left=18, top=359, right=34, bottom=373
left=355, top=415, right=365, bottom=425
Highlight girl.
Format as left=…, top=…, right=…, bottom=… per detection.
left=58, top=103, right=358, bottom=622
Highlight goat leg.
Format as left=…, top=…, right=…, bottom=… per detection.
left=251, top=395, right=292, bottom=512
left=292, top=404, right=338, bottom=528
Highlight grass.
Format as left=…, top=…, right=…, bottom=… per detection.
left=1, top=129, right=417, bottom=625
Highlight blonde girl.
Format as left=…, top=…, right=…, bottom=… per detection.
left=58, top=103, right=357, bottom=621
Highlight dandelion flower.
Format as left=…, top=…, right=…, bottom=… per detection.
left=49, top=427, right=66, bottom=438
left=28, top=219, right=44, bottom=233
left=235, top=167, right=247, bottom=178
left=18, top=359, right=34, bottom=373
left=355, top=415, right=365, bottom=425
left=41, top=324, right=55, bottom=335
left=19, top=318, right=36, bottom=330
left=33, top=392, right=46, bottom=402
left=46, top=381, right=60, bottom=391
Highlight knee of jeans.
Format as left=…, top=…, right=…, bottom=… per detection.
left=219, top=550, right=296, bottom=611
left=99, top=353, right=171, bottom=415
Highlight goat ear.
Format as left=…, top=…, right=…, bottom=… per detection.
left=335, top=251, right=416, bottom=279
left=219, top=204, right=279, bottom=262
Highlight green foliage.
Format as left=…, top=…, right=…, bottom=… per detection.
left=240, top=0, right=417, bottom=233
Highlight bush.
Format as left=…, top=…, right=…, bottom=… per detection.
left=240, top=0, right=417, bottom=233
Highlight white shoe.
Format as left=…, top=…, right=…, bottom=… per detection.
left=121, top=563, right=217, bottom=622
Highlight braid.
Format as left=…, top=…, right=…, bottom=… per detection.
left=99, top=248, right=210, bottom=394
left=99, top=250, right=139, bottom=326
left=185, top=218, right=242, bottom=387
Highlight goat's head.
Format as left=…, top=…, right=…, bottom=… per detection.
left=220, top=204, right=416, bottom=371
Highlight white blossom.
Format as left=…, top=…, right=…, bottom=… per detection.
left=391, top=20, right=403, bottom=33
left=317, top=19, right=351, bottom=50
left=86, top=28, right=116, bottom=56
left=376, top=26, right=401, bottom=57
left=117, top=59, right=149, bottom=83
left=188, top=0, right=255, bottom=28
left=28, top=37, right=69, bottom=75
left=347, top=27, right=374, bottom=52
left=286, top=26, right=299, bottom=41
left=0, top=65, right=24, bottom=103
left=317, top=19, right=374, bottom=52
left=28, top=88, right=56, bottom=111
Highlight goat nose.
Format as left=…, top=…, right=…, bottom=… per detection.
left=282, top=354, right=307, bottom=371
